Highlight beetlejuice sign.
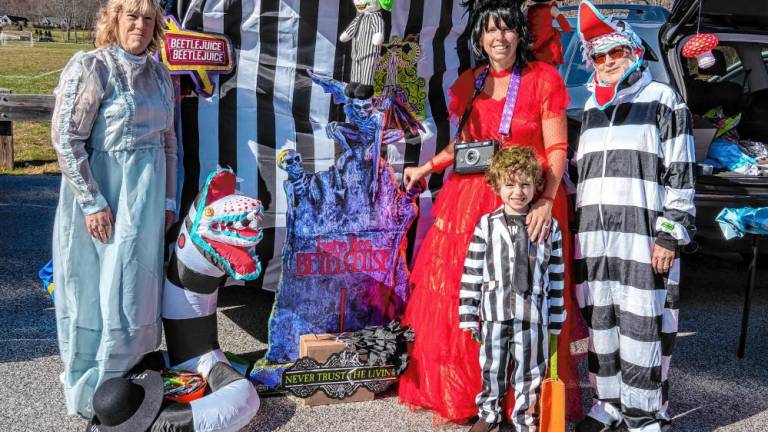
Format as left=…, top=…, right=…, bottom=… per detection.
left=159, top=16, right=233, bottom=97
left=265, top=72, right=423, bottom=364
left=295, top=237, right=392, bottom=276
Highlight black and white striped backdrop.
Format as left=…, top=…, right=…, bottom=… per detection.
left=176, top=0, right=473, bottom=291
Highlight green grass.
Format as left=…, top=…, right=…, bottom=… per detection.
left=35, top=28, right=94, bottom=44
left=0, top=43, right=92, bottom=93
left=0, top=43, right=92, bottom=174
left=0, top=122, right=60, bottom=175
left=44, top=28, right=94, bottom=44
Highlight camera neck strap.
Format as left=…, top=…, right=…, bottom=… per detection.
left=498, top=65, right=522, bottom=137
left=453, top=65, right=522, bottom=141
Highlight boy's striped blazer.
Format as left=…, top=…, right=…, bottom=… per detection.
left=459, top=206, right=566, bottom=332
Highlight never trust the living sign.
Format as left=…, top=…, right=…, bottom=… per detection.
left=159, top=16, right=233, bottom=97
left=282, top=352, right=397, bottom=399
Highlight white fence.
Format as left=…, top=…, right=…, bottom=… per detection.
left=0, top=31, right=34, bottom=47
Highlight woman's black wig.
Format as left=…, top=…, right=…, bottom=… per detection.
left=462, top=0, right=533, bottom=68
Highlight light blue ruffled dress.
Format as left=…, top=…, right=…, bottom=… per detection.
left=51, top=45, right=177, bottom=417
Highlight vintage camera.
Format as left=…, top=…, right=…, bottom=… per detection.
left=454, top=140, right=498, bottom=174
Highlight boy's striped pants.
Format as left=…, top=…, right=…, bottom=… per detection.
left=476, top=319, right=549, bottom=431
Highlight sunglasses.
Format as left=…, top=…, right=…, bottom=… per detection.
left=591, top=46, right=631, bottom=65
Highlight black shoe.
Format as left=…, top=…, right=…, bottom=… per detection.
left=468, top=418, right=500, bottom=432
left=575, top=416, right=615, bottom=432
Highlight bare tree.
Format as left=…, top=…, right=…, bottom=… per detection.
left=0, top=0, right=33, bottom=19
left=44, top=0, right=99, bottom=42
left=47, top=0, right=72, bottom=38
left=75, top=0, right=102, bottom=32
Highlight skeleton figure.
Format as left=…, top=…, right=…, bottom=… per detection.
left=277, top=148, right=328, bottom=207
left=308, top=71, right=417, bottom=206
left=336, top=97, right=382, bottom=157
left=278, top=149, right=311, bottom=200
left=309, top=71, right=409, bottom=154
left=329, top=97, right=387, bottom=203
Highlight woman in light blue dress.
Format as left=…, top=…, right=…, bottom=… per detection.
left=50, top=0, right=177, bottom=417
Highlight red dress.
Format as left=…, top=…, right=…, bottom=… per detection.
left=398, top=61, right=586, bottom=424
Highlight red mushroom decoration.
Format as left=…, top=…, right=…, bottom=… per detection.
left=682, top=33, right=720, bottom=69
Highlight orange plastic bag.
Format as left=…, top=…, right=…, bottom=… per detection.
left=540, top=333, right=566, bottom=432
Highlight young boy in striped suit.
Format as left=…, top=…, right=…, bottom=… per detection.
left=460, top=147, right=567, bottom=432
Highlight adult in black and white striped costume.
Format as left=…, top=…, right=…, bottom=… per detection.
left=339, top=0, right=387, bottom=99
left=573, top=3, right=696, bottom=432
left=157, top=169, right=263, bottom=431
left=459, top=206, right=566, bottom=431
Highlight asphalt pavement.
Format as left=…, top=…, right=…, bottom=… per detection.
left=1, top=175, right=767, bottom=432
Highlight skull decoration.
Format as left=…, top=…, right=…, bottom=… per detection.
left=277, top=148, right=316, bottom=204
left=350, top=98, right=374, bottom=120
left=277, top=148, right=304, bottom=175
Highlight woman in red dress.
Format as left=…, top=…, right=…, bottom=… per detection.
left=399, top=0, right=586, bottom=425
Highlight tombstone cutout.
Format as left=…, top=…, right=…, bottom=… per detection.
left=265, top=72, right=423, bottom=364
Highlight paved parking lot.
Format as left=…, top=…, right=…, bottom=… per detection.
left=1, top=175, right=767, bottom=431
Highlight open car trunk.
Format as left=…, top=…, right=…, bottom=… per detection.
left=660, top=0, right=768, bottom=251
left=662, top=0, right=768, bottom=46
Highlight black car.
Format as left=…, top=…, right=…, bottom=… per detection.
left=560, top=0, right=768, bottom=254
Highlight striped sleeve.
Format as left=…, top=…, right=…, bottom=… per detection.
left=547, top=223, right=566, bottom=334
left=369, top=12, right=384, bottom=37
left=459, top=216, right=487, bottom=330
left=342, top=14, right=361, bottom=38
left=656, top=87, right=696, bottom=250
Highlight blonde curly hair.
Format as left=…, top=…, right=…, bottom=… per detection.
left=485, top=146, right=544, bottom=193
left=94, top=0, right=166, bottom=53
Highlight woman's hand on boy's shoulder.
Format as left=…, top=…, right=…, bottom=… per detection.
left=526, top=198, right=554, bottom=242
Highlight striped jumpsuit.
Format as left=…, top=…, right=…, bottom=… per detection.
left=574, top=69, right=696, bottom=432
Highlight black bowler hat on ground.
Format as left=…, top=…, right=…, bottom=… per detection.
left=86, top=370, right=164, bottom=432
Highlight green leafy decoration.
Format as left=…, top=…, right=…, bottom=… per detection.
left=374, top=35, right=427, bottom=120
